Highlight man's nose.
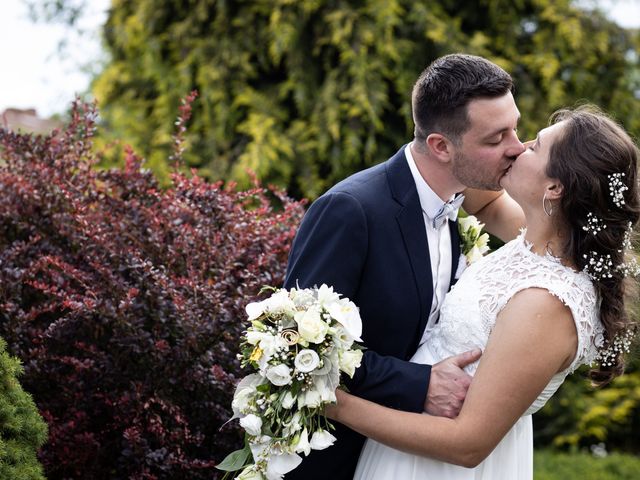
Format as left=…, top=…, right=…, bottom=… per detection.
left=507, top=135, right=525, bottom=158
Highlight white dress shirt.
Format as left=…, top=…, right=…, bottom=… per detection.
left=405, top=144, right=455, bottom=344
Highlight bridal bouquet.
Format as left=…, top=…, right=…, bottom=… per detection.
left=218, top=284, right=364, bottom=480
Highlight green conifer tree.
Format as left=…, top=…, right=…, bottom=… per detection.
left=0, top=338, right=47, bottom=480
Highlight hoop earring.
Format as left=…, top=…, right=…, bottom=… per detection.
left=543, top=191, right=553, bottom=217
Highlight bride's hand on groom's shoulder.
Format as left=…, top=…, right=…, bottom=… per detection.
left=424, top=349, right=482, bottom=418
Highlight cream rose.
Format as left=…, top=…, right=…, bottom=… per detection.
left=295, top=307, right=329, bottom=344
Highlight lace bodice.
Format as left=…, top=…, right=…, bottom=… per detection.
left=419, top=230, right=604, bottom=415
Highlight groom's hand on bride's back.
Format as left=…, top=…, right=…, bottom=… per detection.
left=423, top=349, right=482, bottom=418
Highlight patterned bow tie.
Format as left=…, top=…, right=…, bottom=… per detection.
left=432, top=194, right=465, bottom=229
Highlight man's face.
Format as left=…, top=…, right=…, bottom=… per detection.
left=450, top=92, right=524, bottom=191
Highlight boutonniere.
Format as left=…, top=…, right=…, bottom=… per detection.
left=458, top=215, right=490, bottom=265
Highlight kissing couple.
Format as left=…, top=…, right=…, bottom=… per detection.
left=284, top=54, right=639, bottom=479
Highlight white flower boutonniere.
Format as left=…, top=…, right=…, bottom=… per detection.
left=458, top=215, right=490, bottom=265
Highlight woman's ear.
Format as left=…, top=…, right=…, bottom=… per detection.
left=426, top=133, right=454, bottom=162
left=546, top=182, right=564, bottom=200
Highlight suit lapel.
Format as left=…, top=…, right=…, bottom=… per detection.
left=386, top=148, right=433, bottom=351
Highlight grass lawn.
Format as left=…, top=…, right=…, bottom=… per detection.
left=534, top=450, right=640, bottom=479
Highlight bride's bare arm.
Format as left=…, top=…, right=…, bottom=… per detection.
left=462, top=188, right=525, bottom=242
left=326, top=288, right=578, bottom=468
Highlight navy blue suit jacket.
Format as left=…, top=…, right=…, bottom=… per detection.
left=283, top=146, right=461, bottom=479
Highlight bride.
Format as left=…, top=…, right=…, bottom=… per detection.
left=325, top=106, right=639, bottom=479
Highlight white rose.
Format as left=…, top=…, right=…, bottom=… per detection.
left=240, top=414, right=263, bottom=436
left=310, top=430, right=337, bottom=450
left=294, top=428, right=311, bottom=456
left=266, top=364, right=292, bottom=386
left=339, top=349, right=363, bottom=378
left=326, top=299, right=362, bottom=341
left=294, top=349, right=320, bottom=373
left=295, top=307, right=329, bottom=344
left=281, top=391, right=296, bottom=409
left=236, top=466, right=265, bottom=480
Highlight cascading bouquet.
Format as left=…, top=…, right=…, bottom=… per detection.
left=218, top=284, right=364, bottom=480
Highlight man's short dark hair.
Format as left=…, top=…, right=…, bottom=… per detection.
left=412, top=54, right=513, bottom=145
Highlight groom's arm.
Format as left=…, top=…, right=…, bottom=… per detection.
left=285, top=191, right=432, bottom=413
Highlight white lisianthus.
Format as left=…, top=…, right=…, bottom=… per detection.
left=294, top=428, right=311, bottom=456
left=311, top=355, right=333, bottom=376
left=289, top=287, right=316, bottom=308
left=246, top=290, right=296, bottom=320
left=295, top=307, right=329, bottom=344
left=339, top=349, right=363, bottom=378
left=316, top=284, right=341, bottom=307
left=266, top=364, right=292, bottom=386
left=265, top=453, right=303, bottom=480
left=313, top=375, right=337, bottom=403
left=246, top=331, right=288, bottom=371
left=297, top=388, right=322, bottom=409
left=240, top=414, right=263, bottom=436
left=281, top=391, right=296, bottom=409
left=329, top=325, right=355, bottom=350
left=282, top=411, right=302, bottom=437
left=326, top=299, right=362, bottom=341
left=294, top=349, right=320, bottom=373
left=310, top=430, right=337, bottom=450
left=236, top=466, right=265, bottom=480
left=231, top=374, right=264, bottom=418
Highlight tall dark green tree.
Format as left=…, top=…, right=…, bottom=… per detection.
left=89, top=0, right=640, bottom=198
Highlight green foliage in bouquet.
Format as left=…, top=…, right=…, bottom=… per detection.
left=0, top=337, right=48, bottom=480
left=89, top=0, right=640, bottom=198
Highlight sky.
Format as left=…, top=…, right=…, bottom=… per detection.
left=0, top=0, right=639, bottom=118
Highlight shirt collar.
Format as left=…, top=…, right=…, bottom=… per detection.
left=405, top=143, right=456, bottom=220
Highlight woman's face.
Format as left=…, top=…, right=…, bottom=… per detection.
left=500, top=121, right=566, bottom=208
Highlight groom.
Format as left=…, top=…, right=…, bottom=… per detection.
left=284, top=54, right=524, bottom=479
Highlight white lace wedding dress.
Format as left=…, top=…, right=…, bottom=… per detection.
left=354, top=230, right=604, bottom=480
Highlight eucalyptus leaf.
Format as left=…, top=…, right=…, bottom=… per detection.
left=216, top=444, right=252, bottom=472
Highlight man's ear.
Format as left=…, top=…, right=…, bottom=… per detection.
left=426, top=133, right=454, bottom=162
left=546, top=182, right=564, bottom=200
